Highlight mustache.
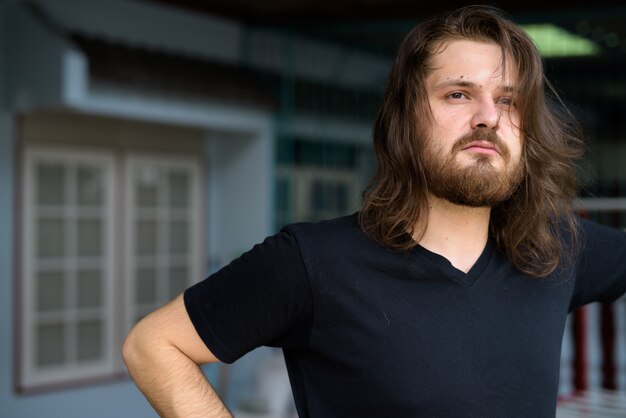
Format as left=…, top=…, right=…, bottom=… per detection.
left=451, top=130, right=510, bottom=160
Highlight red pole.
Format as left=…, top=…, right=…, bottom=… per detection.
left=600, top=302, right=617, bottom=390
left=571, top=210, right=589, bottom=393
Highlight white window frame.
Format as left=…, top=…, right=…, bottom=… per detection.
left=20, top=146, right=117, bottom=388
left=18, top=147, right=204, bottom=391
left=124, top=154, right=203, bottom=335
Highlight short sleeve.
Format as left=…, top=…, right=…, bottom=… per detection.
left=570, top=218, right=626, bottom=310
left=184, top=227, right=313, bottom=363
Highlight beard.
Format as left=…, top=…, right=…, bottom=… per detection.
left=422, top=130, right=524, bottom=207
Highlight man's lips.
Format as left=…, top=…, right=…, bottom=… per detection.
left=461, top=141, right=500, bottom=155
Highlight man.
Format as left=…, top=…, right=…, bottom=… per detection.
left=122, top=5, right=626, bottom=418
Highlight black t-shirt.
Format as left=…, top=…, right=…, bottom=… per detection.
left=184, top=213, right=626, bottom=417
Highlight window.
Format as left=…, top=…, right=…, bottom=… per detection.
left=275, top=138, right=367, bottom=228
left=19, top=145, right=203, bottom=390
left=276, top=166, right=359, bottom=224
left=125, top=156, right=202, bottom=328
left=20, top=148, right=116, bottom=387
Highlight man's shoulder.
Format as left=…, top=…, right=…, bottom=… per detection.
left=576, top=216, right=626, bottom=248
left=282, top=212, right=360, bottom=234
left=577, top=216, right=622, bottom=233
left=282, top=212, right=370, bottom=250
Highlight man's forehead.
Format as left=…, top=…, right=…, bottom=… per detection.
left=427, top=39, right=518, bottom=86
left=432, top=78, right=518, bottom=93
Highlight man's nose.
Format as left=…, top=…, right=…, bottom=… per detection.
left=470, top=99, right=500, bottom=130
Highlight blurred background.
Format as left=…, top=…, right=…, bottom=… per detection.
left=1, top=0, right=625, bottom=416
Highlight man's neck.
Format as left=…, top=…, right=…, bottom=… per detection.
left=414, top=194, right=491, bottom=273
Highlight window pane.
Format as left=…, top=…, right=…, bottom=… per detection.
left=77, top=166, right=103, bottom=206
left=136, top=220, right=157, bottom=255
left=36, top=323, right=65, bottom=367
left=77, top=320, right=102, bottom=362
left=37, top=271, right=64, bottom=312
left=77, top=270, right=102, bottom=309
left=169, top=221, right=188, bottom=254
left=37, top=163, right=65, bottom=205
left=136, top=167, right=159, bottom=208
left=78, top=219, right=102, bottom=257
left=136, top=268, right=157, bottom=304
left=169, top=266, right=188, bottom=298
left=37, top=218, right=65, bottom=258
left=169, top=171, right=189, bottom=208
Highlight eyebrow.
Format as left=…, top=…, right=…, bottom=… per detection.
left=434, top=79, right=517, bottom=93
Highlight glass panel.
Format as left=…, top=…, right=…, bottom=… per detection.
left=77, top=270, right=102, bottom=309
left=37, top=271, right=64, bottom=312
left=77, top=219, right=102, bottom=257
left=169, top=221, right=188, bottom=254
left=136, top=221, right=157, bottom=255
left=136, top=268, right=157, bottom=304
left=37, top=163, right=65, bottom=205
left=77, top=320, right=102, bottom=362
left=169, top=171, right=189, bottom=208
left=77, top=166, right=103, bottom=206
left=136, top=167, right=159, bottom=208
left=37, top=218, right=65, bottom=258
left=36, top=323, right=65, bottom=367
left=169, top=266, right=188, bottom=298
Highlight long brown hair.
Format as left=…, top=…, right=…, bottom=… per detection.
left=359, top=5, right=584, bottom=277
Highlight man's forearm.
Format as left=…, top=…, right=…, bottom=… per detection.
left=123, top=328, right=231, bottom=417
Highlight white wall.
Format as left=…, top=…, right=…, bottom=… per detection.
left=0, top=0, right=16, bottom=412
left=0, top=119, right=18, bottom=414
left=206, top=126, right=275, bottom=269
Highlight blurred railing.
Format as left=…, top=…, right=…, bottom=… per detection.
left=557, top=198, right=626, bottom=416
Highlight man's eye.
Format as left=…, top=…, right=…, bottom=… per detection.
left=498, top=97, right=516, bottom=107
left=447, top=92, right=466, bottom=100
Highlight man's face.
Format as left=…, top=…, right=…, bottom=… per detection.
left=422, top=39, right=524, bottom=207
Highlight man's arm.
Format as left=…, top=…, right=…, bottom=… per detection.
left=122, top=294, right=231, bottom=418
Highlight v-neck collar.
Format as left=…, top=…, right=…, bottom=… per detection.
left=411, top=237, right=495, bottom=287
